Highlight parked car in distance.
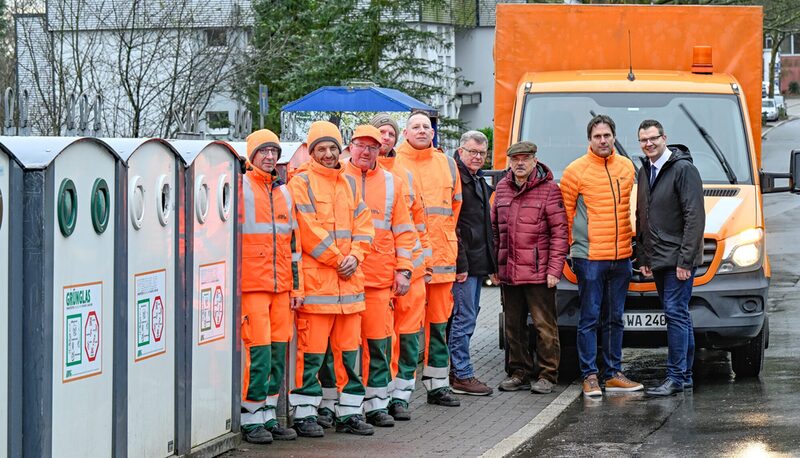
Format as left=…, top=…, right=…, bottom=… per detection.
left=762, top=98, right=779, bottom=121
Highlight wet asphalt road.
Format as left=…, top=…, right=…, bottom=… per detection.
left=513, top=119, right=800, bottom=457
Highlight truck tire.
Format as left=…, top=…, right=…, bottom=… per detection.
left=730, top=318, right=767, bottom=378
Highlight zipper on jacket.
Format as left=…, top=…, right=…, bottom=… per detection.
left=616, top=179, right=621, bottom=204
left=535, top=246, right=539, bottom=272
left=604, top=160, right=619, bottom=260
left=361, top=172, right=367, bottom=200
left=268, top=185, right=278, bottom=291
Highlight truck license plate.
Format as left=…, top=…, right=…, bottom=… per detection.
left=624, top=312, right=667, bottom=330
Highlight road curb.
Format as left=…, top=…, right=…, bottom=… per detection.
left=763, top=115, right=799, bottom=139
left=479, top=383, right=582, bottom=458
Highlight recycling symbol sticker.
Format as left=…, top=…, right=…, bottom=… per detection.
left=213, top=286, right=224, bottom=328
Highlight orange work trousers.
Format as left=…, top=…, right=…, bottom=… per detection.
left=360, top=287, right=394, bottom=414
left=422, top=281, right=454, bottom=392
left=290, top=311, right=364, bottom=420
left=389, top=277, right=425, bottom=405
left=241, top=291, right=293, bottom=427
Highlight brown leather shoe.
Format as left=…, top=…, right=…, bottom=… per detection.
left=451, top=377, right=493, bottom=396
left=604, top=372, right=644, bottom=392
left=582, top=374, right=602, bottom=397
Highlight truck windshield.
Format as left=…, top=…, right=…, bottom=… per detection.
left=519, top=93, right=753, bottom=184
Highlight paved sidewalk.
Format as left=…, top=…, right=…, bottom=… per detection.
left=223, top=286, right=577, bottom=458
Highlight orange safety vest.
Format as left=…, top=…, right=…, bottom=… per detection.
left=378, top=154, right=432, bottom=280
left=287, top=160, right=375, bottom=314
left=343, top=160, right=416, bottom=289
left=241, top=168, right=303, bottom=296
left=395, top=141, right=462, bottom=284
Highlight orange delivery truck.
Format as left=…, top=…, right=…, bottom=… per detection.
left=493, top=4, right=800, bottom=377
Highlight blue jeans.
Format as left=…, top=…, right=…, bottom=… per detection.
left=573, top=258, right=632, bottom=380
left=449, top=276, right=482, bottom=379
left=653, top=268, right=696, bottom=385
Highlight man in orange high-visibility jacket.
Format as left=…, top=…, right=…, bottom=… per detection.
left=371, top=113, right=432, bottom=421
left=340, top=125, right=416, bottom=428
left=240, top=129, right=303, bottom=444
left=396, top=112, right=463, bottom=407
left=287, top=121, right=376, bottom=437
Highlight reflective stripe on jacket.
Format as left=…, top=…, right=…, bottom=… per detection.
left=378, top=154, right=432, bottom=280
left=241, top=168, right=303, bottom=296
left=561, top=147, right=635, bottom=261
left=395, top=140, right=462, bottom=284
left=343, top=161, right=415, bottom=289
left=287, top=160, right=375, bottom=314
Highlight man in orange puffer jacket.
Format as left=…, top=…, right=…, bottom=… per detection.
left=240, top=129, right=303, bottom=443
left=561, top=114, right=644, bottom=398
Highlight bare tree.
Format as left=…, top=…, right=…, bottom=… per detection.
left=13, top=0, right=252, bottom=137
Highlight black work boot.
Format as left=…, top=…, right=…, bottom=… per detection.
left=242, top=425, right=273, bottom=444
left=267, top=423, right=298, bottom=440
left=366, top=411, right=395, bottom=427
left=388, top=402, right=411, bottom=421
left=316, top=407, right=335, bottom=429
left=335, top=415, right=375, bottom=435
left=292, top=417, right=324, bottom=438
left=427, top=388, right=461, bottom=407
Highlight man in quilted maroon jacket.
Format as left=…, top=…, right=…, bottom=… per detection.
left=491, top=141, right=569, bottom=394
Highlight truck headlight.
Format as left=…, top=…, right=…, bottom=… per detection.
left=719, top=228, right=763, bottom=273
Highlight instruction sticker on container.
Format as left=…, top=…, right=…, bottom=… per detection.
left=199, top=261, right=226, bottom=344
left=134, top=269, right=167, bottom=361
left=63, top=281, right=102, bottom=382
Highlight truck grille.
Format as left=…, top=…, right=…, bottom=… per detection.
left=630, top=238, right=717, bottom=283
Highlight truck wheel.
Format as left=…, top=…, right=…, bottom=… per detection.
left=730, top=320, right=766, bottom=378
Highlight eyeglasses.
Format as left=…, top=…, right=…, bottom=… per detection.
left=638, top=135, right=663, bottom=145
left=255, top=147, right=280, bottom=157
left=461, top=147, right=488, bottom=158
left=351, top=142, right=380, bottom=153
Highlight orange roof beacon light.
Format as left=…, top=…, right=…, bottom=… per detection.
left=691, top=45, right=714, bottom=74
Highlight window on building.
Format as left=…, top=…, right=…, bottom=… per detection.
left=780, top=35, right=792, bottom=55
left=206, top=111, right=230, bottom=130
left=793, top=33, right=800, bottom=56
left=205, top=28, right=227, bottom=48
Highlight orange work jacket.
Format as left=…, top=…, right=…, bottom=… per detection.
left=395, top=141, right=462, bottom=284
left=343, top=160, right=416, bottom=289
left=241, top=168, right=303, bottom=296
left=378, top=153, right=432, bottom=280
left=287, top=160, right=375, bottom=314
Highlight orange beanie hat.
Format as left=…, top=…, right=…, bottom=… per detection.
left=246, top=129, right=281, bottom=162
left=306, top=121, right=343, bottom=153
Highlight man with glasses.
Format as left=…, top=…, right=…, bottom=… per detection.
left=492, top=141, right=568, bottom=395
left=561, top=114, right=643, bottom=398
left=340, top=125, right=416, bottom=426
left=240, top=129, right=303, bottom=443
left=449, top=130, right=496, bottom=396
left=635, top=119, right=704, bottom=396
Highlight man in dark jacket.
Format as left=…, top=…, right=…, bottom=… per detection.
left=450, top=130, right=496, bottom=396
left=491, top=141, right=568, bottom=394
left=635, top=119, right=705, bottom=397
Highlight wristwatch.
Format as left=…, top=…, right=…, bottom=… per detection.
left=398, top=269, right=412, bottom=280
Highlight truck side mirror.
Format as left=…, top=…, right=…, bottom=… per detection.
left=791, top=149, right=800, bottom=194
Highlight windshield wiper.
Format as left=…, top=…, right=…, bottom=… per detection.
left=590, top=110, right=638, bottom=173
left=678, top=103, right=737, bottom=184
